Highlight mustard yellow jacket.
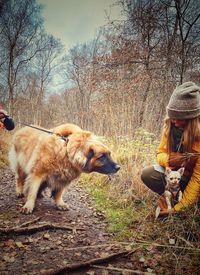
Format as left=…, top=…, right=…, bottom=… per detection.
left=156, top=130, right=200, bottom=211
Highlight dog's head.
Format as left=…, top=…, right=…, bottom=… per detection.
left=82, top=145, right=120, bottom=175
left=67, top=131, right=120, bottom=175
left=165, top=167, right=184, bottom=191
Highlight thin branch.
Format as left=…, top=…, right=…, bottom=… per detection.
left=0, top=222, right=84, bottom=236
left=119, top=240, right=200, bottom=252
left=92, top=264, right=155, bottom=274
left=17, top=216, right=42, bottom=228
left=177, top=235, right=195, bottom=248
left=58, top=243, right=121, bottom=252
left=48, top=250, right=135, bottom=275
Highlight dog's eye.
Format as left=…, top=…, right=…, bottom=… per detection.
left=98, top=154, right=105, bottom=161
left=170, top=177, right=173, bottom=180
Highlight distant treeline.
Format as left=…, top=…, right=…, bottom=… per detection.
left=1, top=0, right=200, bottom=137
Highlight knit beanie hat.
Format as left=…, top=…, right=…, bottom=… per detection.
left=167, top=82, right=200, bottom=119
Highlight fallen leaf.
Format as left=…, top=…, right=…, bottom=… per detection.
left=100, top=252, right=109, bottom=258
left=169, top=239, right=175, bottom=245
left=15, top=241, right=24, bottom=248
left=125, top=245, right=133, bottom=251
left=3, top=256, right=15, bottom=263
left=43, top=233, right=51, bottom=240
left=147, top=268, right=154, bottom=273
left=28, top=237, right=34, bottom=243
left=75, top=252, right=82, bottom=256
left=5, top=239, right=15, bottom=249
left=139, top=256, right=145, bottom=263
left=63, top=260, right=68, bottom=265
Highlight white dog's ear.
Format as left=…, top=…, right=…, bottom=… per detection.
left=178, top=167, right=185, bottom=176
left=165, top=167, right=172, bottom=175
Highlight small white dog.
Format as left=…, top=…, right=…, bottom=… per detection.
left=155, top=167, right=184, bottom=219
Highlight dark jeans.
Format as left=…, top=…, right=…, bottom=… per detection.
left=141, top=166, right=190, bottom=195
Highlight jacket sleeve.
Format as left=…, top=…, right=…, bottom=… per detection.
left=156, top=130, right=169, bottom=167
left=174, top=153, right=200, bottom=211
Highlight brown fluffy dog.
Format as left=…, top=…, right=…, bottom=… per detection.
left=9, top=123, right=120, bottom=214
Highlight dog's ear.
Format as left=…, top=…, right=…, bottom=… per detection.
left=165, top=167, right=172, bottom=175
left=178, top=167, right=185, bottom=176
left=82, top=148, right=94, bottom=172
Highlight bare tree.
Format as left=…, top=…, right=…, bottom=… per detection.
left=0, top=0, right=43, bottom=114
left=63, top=43, right=96, bottom=128
left=174, top=0, right=200, bottom=83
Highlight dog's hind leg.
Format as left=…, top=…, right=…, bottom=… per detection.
left=9, top=145, right=25, bottom=197
left=21, top=174, right=43, bottom=214
left=52, top=187, right=69, bottom=210
left=15, top=166, right=26, bottom=198
left=37, top=180, right=48, bottom=198
left=164, top=191, right=172, bottom=209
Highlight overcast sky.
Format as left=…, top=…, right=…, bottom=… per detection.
left=39, top=0, right=123, bottom=51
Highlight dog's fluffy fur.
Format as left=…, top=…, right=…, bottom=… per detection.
left=9, top=123, right=120, bottom=214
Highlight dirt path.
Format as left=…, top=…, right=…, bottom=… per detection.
left=0, top=169, right=136, bottom=275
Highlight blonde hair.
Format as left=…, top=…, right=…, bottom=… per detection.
left=163, top=116, right=200, bottom=153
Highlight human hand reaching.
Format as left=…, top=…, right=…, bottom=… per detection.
left=158, top=208, right=175, bottom=216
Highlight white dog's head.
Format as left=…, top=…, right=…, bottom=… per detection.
left=165, top=167, right=184, bottom=191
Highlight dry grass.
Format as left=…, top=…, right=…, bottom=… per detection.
left=1, top=127, right=199, bottom=273
left=0, top=131, right=13, bottom=168
left=80, top=129, right=200, bottom=273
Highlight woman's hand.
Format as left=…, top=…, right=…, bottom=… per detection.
left=159, top=208, right=175, bottom=216
left=168, top=152, right=185, bottom=167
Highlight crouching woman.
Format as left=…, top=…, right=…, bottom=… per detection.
left=141, top=82, right=200, bottom=215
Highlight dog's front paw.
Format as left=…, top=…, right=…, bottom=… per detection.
left=20, top=201, right=34, bottom=214
left=17, top=192, right=24, bottom=198
left=56, top=202, right=69, bottom=211
left=16, top=186, right=24, bottom=198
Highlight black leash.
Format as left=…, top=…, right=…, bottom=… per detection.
left=17, top=121, right=68, bottom=142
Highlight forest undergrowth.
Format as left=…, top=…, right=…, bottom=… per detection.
left=79, top=128, right=200, bottom=274
left=1, top=129, right=200, bottom=273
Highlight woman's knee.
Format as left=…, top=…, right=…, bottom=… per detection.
left=141, top=166, right=154, bottom=184
left=141, top=165, right=165, bottom=195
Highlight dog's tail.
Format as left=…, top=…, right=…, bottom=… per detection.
left=8, top=145, right=18, bottom=172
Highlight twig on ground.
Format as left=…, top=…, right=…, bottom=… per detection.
left=92, top=264, right=155, bottom=274
left=59, top=242, right=122, bottom=251
left=17, top=216, right=42, bottom=228
left=0, top=222, right=84, bottom=236
left=176, top=236, right=195, bottom=247
left=119, top=240, right=200, bottom=252
left=48, top=250, right=135, bottom=275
